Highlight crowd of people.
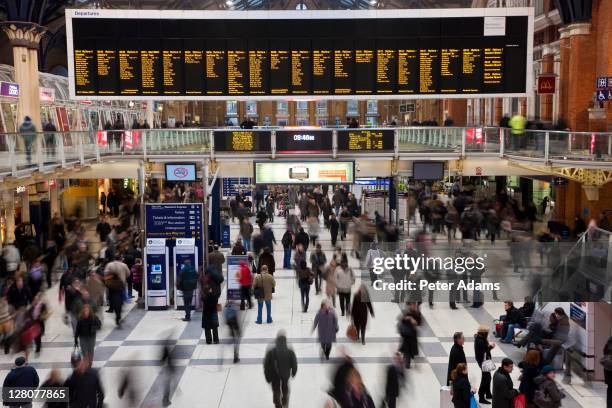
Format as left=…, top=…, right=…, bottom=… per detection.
left=0, top=177, right=610, bottom=408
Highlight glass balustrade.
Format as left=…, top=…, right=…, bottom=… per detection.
left=0, top=127, right=610, bottom=178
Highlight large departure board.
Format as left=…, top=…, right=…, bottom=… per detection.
left=213, top=130, right=272, bottom=152
left=67, top=9, right=532, bottom=99
left=337, top=129, right=395, bottom=151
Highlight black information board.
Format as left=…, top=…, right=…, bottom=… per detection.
left=337, top=129, right=395, bottom=151
left=213, top=130, right=272, bottom=152
left=276, top=130, right=333, bottom=153
left=70, top=13, right=529, bottom=98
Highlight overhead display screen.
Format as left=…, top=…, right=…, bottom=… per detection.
left=337, top=129, right=395, bottom=151
left=276, top=130, right=333, bottom=153
left=213, top=130, right=271, bottom=152
left=67, top=9, right=532, bottom=99
left=255, top=161, right=355, bottom=184
left=413, top=161, right=445, bottom=180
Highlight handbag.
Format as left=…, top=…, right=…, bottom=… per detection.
left=470, top=394, right=479, bottom=408
left=513, top=393, right=526, bottom=408
left=481, top=359, right=496, bottom=373
left=346, top=324, right=358, bottom=341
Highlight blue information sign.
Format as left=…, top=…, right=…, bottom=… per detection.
left=145, top=203, right=204, bottom=266
left=223, top=177, right=251, bottom=197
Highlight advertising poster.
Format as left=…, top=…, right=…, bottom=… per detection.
left=226, top=255, right=247, bottom=301
left=254, top=161, right=354, bottom=184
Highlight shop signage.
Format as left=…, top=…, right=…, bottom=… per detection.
left=537, top=75, right=556, bottom=94
left=39, top=87, right=55, bottom=103
left=0, top=81, right=20, bottom=98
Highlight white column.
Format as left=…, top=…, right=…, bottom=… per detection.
left=2, top=191, right=15, bottom=243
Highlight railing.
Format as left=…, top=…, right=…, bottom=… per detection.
left=0, top=126, right=611, bottom=177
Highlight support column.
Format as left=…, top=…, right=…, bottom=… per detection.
left=540, top=52, right=555, bottom=122
left=563, top=23, right=595, bottom=130
left=20, top=190, right=30, bottom=224
left=494, top=98, right=503, bottom=125
left=0, top=22, right=46, bottom=130
left=146, top=100, right=155, bottom=128
left=2, top=191, right=15, bottom=243
left=446, top=99, right=467, bottom=126
left=49, top=181, right=60, bottom=217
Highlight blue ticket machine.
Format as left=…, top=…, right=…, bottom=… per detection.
left=174, top=238, right=199, bottom=310
left=145, top=238, right=169, bottom=310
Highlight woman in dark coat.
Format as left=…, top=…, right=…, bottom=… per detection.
left=201, top=269, right=223, bottom=344
left=257, top=247, right=275, bottom=274
left=351, top=284, right=374, bottom=345
left=474, top=325, right=495, bottom=404
left=518, top=349, right=541, bottom=406
left=398, top=308, right=418, bottom=369
left=451, top=363, right=472, bottom=408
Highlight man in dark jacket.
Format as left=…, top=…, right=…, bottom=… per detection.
left=295, top=228, right=309, bottom=251
left=64, top=353, right=104, bottom=408
left=492, top=358, right=518, bottom=408
left=19, top=116, right=36, bottom=165
left=447, top=331, right=467, bottom=385
left=281, top=230, right=293, bottom=269
left=264, top=331, right=298, bottom=408
left=3, top=357, right=39, bottom=406
left=177, top=258, right=198, bottom=321
left=262, top=226, right=276, bottom=251
left=329, top=214, right=340, bottom=247
left=501, top=301, right=522, bottom=343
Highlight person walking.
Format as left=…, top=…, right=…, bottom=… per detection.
left=2, top=356, right=39, bottom=406
left=312, top=299, right=339, bottom=360
left=335, top=256, right=355, bottom=317
left=383, top=352, right=406, bottom=408
left=176, top=258, right=198, bottom=321
left=201, top=268, right=223, bottom=344
left=475, top=325, right=495, bottom=404
left=398, top=304, right=419, bottom=369
left=104, top=269, right=125, bottom=328
left=99, top=192, right=107, bottom=215
left=240, top=220, right=254, bottom=252
left=281, top=229, right=293, bottom=269
left=253, top=265, right=275, bottom=324
left=264, top=331, right=298, bottom=408
left=329, top=214, right=340, bottom=247
left=533, top=365, right=565, bottom=408
left=447, top=332, right=467, bottom=386
left=492, top=358, right=519, bottom=408
left=365, top=242, right=383, bottom=285
left=518, top=349, right=541, bottom=407
left=19, top=116, right=37, bottom=165
left=258, top=247, right=276, bottom=275
left=310, top=243, right=327, bottom=295
left=351, top=284, right=374, bottom=345
left=224, top=301, right=242, bottom=363
left=238, top=260, right=252, bottom=310
left=75, top=304, right=101, bottom=361
left=208, top=245, right=225, bottom=276
left=325, top=259, right=338, bottom=308
left=297, top=260, right=314, bottom=313
left=64, top=353, right=105, bottom=408
left=451, top=363, right=473, bottom=408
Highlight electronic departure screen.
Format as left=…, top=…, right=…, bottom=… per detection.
left=67, top=9, right=531, bottom=99
left=276, top=130, right=333, bottom=153
left=337, top=129, right=395, bottom=151
left=213, top=130, right=272, bottom=152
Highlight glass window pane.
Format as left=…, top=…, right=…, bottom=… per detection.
left=347, top=100, right=358, bottom=116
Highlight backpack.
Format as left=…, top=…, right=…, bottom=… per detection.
left=30, top=265, right=43, bottom=281
left=179, top=269, right=198, bottom=291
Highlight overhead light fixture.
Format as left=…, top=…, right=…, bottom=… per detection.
left=226, top=0, right=234, bottom=5
left=369, top=0, right=377, bottom=5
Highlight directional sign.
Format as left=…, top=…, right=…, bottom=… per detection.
left=597, top=90, right=606, bottom=102
left=596, top=76, right=612, bottom=90
left=608, top=90, right=612, bottom=100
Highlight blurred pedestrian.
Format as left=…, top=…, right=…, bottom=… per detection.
left=2, top=356, right=39, bottom=406
left=19, top=116, right=36, bottom=165
left=264, top=331, right=298, bottom=408
left=75, top=304, right=101, bottom=361
left=351, top=284, right=374, bottom=345
left=312, top=299, right=339, bottom=360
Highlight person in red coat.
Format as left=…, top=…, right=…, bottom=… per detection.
left=239, top=261, right=253, bottom=310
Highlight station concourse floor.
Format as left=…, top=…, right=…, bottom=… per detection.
left=0, top=216, right=606, bottom=408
